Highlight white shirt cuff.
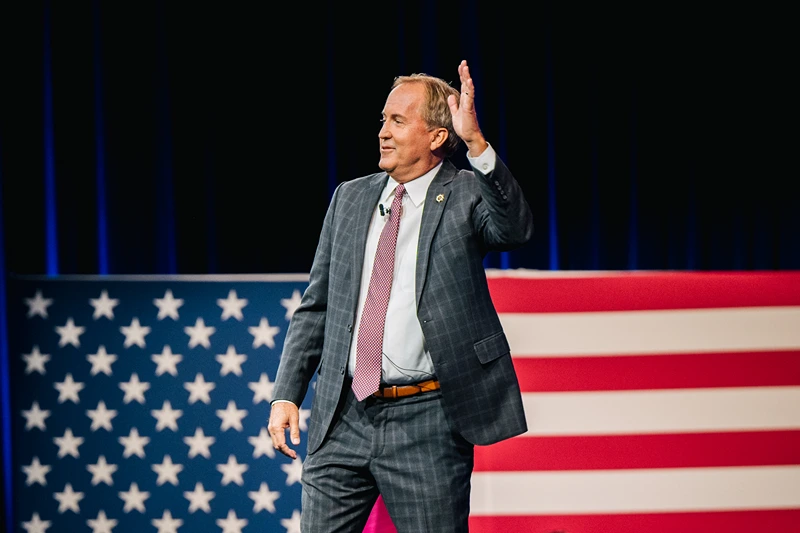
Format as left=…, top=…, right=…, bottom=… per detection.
left=467, top=142, right=496, bottom=174
left=270, top=399, right=297, bottom=407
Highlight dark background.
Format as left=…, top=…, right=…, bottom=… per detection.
left=2, top=1, right=796, bottom=277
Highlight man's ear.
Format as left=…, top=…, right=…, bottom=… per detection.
left=430, top=128, right=448, bottom=150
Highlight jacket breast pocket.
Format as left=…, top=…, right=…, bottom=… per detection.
left=473, top=331, right=511, bottom=364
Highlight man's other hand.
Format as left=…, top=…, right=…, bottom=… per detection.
left=268, top=401, right=301, bottom=459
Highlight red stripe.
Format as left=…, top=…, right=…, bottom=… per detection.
left=469, top=509, right=800, bottom=533
left=487, top=272, right=800, bottom=312
left=474, top=431, right=800, bottom=471
left=512, top=350, right=800, bottom=392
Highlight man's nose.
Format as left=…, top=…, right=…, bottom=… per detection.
left=378, top=122, right=390, bottom=139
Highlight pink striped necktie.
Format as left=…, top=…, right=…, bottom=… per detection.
left=352, top=183, right=406, bottom=401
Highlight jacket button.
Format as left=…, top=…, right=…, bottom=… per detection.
left=347, top=324, right=353, bottom=332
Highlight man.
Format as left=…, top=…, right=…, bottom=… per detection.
left=268, top=60, right=533, bottom=532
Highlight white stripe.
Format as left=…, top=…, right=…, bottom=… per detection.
left=522, top=386, right=800, bottom=435
left=501, top=307, right=800, bottom=356
left=471, top=466, right=800, bottom=514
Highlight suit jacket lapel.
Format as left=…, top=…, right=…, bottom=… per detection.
left=350, top=173, right=390, bottom=312
left=416, top=160, right=456, bottom=305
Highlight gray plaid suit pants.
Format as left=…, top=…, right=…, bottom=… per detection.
left=300, top=382, right=474, bottom=532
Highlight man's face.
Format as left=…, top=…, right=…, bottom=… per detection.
left=378, top=83, right=437, bottom=183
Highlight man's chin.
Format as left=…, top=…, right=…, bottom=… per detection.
left=378, top=158, right=394, bottom=173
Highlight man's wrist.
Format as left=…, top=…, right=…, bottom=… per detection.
left=465, top=138, right=489, bottom=158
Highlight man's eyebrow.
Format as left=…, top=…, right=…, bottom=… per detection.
left=381, top=112, right=406, bottom=120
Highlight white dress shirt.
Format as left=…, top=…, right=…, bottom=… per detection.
left=348, top=145, right=497, bottom=384
left=272, top=146, right=497, bottom=404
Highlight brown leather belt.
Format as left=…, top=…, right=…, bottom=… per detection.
left=373, top=379, right=440, bottom=399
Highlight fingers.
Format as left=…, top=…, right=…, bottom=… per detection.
left=462, top=78, right=475, bottom=101
left=268, top=402, right=300, bottom=459
left=458, top=60, right=475, bottom=102
left=277, top=442, right=298, bottom=460
left=459, top=59, right=469, bottom=84
left=267, top=421, right=294, bottom=458
left=271, top=430, right=298, bottom=459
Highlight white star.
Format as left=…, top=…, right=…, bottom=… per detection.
left=87, top=400, right=118, bottom=431
left=87, top=345, right=117, bottom=376
left=216, top=400, right=248, bottom=432
left=249, top=427, right=276, bottom=459
left=90, top=290, right=119, bottom=320
left=22, top=512, right=52, bottom=533
left=249, top=482, right=281, bottom=513
left=119, top=427, right=150, bottom=459
left=280, top=509, right=302, bottom=533
left=299, top=408, right=311, bottom=432
left=22, top=401, right=50, bottom=431
left=120, top=317, right=151, bottom=348
left=280, top=289, right=303, bottom=320
left=119, top=373, right=150, bottom=404
left=249, top=317, right=280, bottom=349
left=119, top=482, right=150, bottom=513
left=22, top=457, right=51, bottom=486
left=216, top=509, right=248, bottom=533
left=152, top=345, right=182, bottom=377
left=217, top=289, right=248, bottom=321
left=151, top=400, right=183, bottom=432
left=184, top=427, right=215, bottom=459
left=22, top=345, right=50, bottom=375
left=154, top=289, right=184, bottom=320
left=54, top=483, right=84, bottom=513
left=184, top=317, right=216, bottom=348
left=216, top=345, right=247, bottom=377
left=184, top=482, right=215, bottom=513
left=87, top=509, right=118, bottom=533
left=54, top=373, right=85, bottom=403
left=281, top=458, right=303, bottom=486
left=25, top=290, right=53, bottom=319
left=152, top=509, right=183, bottom=533
left=152, top=454, right=184, bottom=486
left=248, top=373, right=274, bottom=403
left=216, top=454, right=248, bottom=486
left=55, top=318, right=85, bottom=348
left=87, top=455, right=117, bottom=486
left=53, top=428, right=84, bottom=459
left=184, top=373, right=215, bottom=405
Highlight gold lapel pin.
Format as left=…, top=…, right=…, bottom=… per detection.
left=436, top=194, right=444, bottom=203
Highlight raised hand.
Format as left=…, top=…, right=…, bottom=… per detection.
left=447, top=59, right=488, bottom=156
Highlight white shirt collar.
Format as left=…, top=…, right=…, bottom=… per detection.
left=382, top=162, right=442, bottom=208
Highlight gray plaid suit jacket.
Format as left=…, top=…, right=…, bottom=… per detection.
left=273, top=157, right=533, bottom=454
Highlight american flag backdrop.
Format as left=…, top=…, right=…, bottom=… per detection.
left=6, top=271, right=800, bottom=533
left=7, top=275, right=312, bottom=533
left=469, top=270, right=800, bottom=532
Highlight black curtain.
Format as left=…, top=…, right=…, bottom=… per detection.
left=1, top=2, right=797, bottom=277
